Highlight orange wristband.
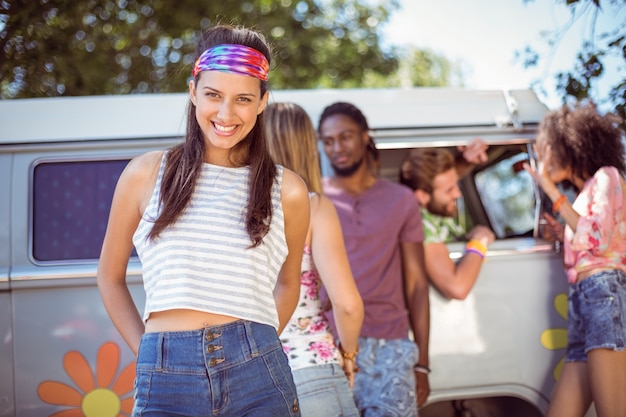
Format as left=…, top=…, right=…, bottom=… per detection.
left=465, top=239, right=487, bottom=258
left=552, top=194, right=566, bottom=213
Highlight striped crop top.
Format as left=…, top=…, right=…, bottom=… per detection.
left=132, top=153, right=288, bottom=330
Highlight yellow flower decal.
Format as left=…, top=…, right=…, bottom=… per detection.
left=540, top=293, right=568, bottom=380
left=38, top=342, right=135, bottom=417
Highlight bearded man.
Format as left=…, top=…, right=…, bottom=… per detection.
left=400, top=139, right=495, bottom=300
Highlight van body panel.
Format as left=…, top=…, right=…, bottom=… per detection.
left=429, top=242, right=569, bottom=410
left=0, top=292, right=15, bottom=416
left=0, top=154, right=10, bottom=286
left=269, top=88, right=546, bottom=130
left=0, top=94, right=188, bottom=143
left=0, top=88, right=545, bottom=145
left=0, top=89, right=596, bottom=416
left=0, top=151, right=14, bottom=415
left=4, top=136, right=153, bottom=415
left=10, top=283, right=144, bottom=416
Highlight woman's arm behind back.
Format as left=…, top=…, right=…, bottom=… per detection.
left=311, top=194, right=364, bottom=381
left=275, top=169, right=310, bottom=335
left=97, top=150, right=163, bottom=355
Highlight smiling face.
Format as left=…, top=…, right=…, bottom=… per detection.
left=426, top=168, right=462, bottom=217
left=189, top=70, right=268, bottom=166
left=319, top=114, right=370, bottom=177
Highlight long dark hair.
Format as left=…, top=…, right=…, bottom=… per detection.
left=148, top=24, right=276, bottom=247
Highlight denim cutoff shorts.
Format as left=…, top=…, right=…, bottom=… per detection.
left=132, top=320, right=300, bottom=417
left=566, top=269, right=626, bottom=362
left=291, top=363, right=359, bottom=417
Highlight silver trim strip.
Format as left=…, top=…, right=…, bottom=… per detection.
left=8, top=245, right=556, bottom=282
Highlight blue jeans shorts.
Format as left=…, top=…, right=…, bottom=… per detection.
left=291, top=363, right=359, bottom=417
left=566, top=269, right=626, bottom=362
left=132, top=320, right=300, bottom=417
left=353, top=337, right=419, bottom=417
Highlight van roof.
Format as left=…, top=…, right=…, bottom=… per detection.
left=0, top=88, right=549, bottom=145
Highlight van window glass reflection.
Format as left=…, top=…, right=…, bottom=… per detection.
left=32, top=159, right=129, bottom=261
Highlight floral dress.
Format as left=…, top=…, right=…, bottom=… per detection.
left=280, top=244, right=341, bottom=370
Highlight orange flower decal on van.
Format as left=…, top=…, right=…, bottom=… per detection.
left=38, top=342, right=135, bottom=417
left=540, top=293, right=568, bottom=380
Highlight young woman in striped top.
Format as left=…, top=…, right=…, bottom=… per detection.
left=97, top=24, right=309, bottom=416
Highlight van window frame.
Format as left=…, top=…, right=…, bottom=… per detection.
left=29, top=155, right=135, bottom=266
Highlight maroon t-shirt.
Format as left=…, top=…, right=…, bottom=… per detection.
left=321, top=177, right=424, bottom=340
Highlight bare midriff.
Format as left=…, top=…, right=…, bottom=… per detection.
left=144, top=309, right=239, bottom=333
left=576, top=267, right=615, bottom=283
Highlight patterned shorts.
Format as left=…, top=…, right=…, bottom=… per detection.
left=353, top=337, right=419, bottom=417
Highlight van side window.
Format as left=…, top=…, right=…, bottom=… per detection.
left=32, top=159, right=130, bottom=262
left=474, top=152, right=535, bottom=238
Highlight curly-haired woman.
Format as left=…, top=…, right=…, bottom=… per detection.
left=525, top=102, right=626, bottom=417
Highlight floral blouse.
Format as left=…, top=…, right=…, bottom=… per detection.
left=280, top=244, right=340, bottom=370
left=564, top=166, right=626, bottom=283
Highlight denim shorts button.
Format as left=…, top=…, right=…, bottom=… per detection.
left=205, top=333, right=213, bottom=341
left=209, top=358, right=217, bottom=367
left=207, top=345, right=215, bottom=353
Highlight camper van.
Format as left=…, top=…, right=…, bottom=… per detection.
left=0, top=88, right=596, bottom=417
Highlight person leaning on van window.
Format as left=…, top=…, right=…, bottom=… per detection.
left=399, top=139, right=495, bottom=300
left=524, top=102, right=626, bottom=417
left=317, top=101, right=431, bottom=416
left=96, top=24, right=310, bottom=417
left=264, top=102, right=364, bottom=417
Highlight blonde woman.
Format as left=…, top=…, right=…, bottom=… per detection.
left=265, top=102, right=364, bottom=417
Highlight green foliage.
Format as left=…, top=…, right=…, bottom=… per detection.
left=516, top=0, right=626, bottom=130
left=1, top=0, right=409, bottom=97
left=402, top=48, right=463, bottom=87
left=359, top=46, right=465, bottom=88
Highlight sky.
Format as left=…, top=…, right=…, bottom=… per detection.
left=382, top=0, right=625, bottom=110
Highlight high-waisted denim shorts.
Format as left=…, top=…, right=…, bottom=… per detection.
left=132, top=320, right=300, bottom=417
left=566, top=269, right=626, bottom=362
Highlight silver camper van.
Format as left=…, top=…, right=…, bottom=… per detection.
left=0, top=89, right=595, bottom=417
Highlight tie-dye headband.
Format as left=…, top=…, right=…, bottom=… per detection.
left=192, top=44, right=269, bottom=81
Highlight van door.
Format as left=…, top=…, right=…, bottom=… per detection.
left=0, top=151, right=15, bottom=416
left=373, top=141, right=592, bottom=417
left=8, top=146, right=148, bottom=416
left=425, top=143, right=570, bottom=416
